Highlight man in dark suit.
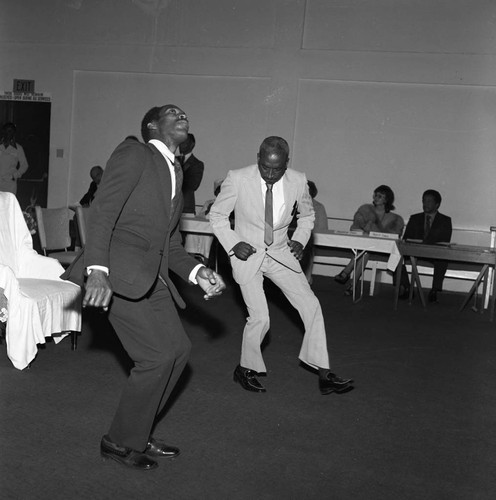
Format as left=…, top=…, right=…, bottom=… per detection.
left=79, top=165, right=103, bottom=207
left=177, top=133, right=204, bottom=215
left=401, top=189, right=452, bottom=302
left=81, top=105, right=226, bottom=471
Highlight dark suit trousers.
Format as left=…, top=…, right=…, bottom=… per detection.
left=107, top=278, right=191, bottom=451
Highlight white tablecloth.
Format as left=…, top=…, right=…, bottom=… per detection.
left=180, top=215, right=213, bottom=234
left=313, top=230, right=401, bottom=271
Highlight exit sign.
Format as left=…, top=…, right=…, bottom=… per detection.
left=13, top=79, right=35, bottom=93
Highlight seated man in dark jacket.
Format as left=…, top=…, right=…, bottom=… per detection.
left=79, top=165, right=104, bottom=207
left=176, top=133, right=204, bottom=215
left=401, top=189, right=452, bottom=302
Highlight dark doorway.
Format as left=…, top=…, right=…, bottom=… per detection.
left=0, top=99, right=51, bottom=211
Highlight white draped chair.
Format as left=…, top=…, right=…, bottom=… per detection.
left=34, top=205, right=80, bottom=266
left=0, top=192, right=82, bottom=370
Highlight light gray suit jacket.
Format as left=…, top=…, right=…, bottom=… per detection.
left=209, top=164, right=315, bottom=285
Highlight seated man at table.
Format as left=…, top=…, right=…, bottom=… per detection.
left=401, top=189, right=452, bottom=302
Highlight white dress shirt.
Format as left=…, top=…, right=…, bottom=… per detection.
left=260, top=175, right=285, bottom=225
left=148, top=139, right=176, bottom=200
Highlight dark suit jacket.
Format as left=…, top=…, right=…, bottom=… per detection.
left=79, top=181, right=98, bottom=206
left=69, top=140, right=199, bottom=306
left=403, top=211, right=452, bottom=244
left=181, top=154, right=204, bottom=214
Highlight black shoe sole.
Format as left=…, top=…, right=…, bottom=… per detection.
left=144, top=450, right=180, bottom=459
left=320, top=384, right=354, bottom=396
left=100, top=450, right=158, bottom=471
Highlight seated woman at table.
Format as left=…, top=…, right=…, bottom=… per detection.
left=334, top=185, right=404, bottom=294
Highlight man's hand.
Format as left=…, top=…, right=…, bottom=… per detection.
left=196, top=267, right=226, bottom=300
left=82, top=269, right=113, bottom=310
left=232, top=241, right=256, bottom=261
left=288, top=240, right=304, bottom=260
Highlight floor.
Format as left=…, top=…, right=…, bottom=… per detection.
left=1, top=274, right=495, bottom=500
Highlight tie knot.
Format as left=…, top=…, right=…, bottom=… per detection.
left=266, top=183, right=273, bottom=191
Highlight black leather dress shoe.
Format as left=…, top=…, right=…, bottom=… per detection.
left=319, top=373, right=354, bottom=395
left=100, top=435, right=158, bottom=470
left=145, top=437, right=180, bottom=458
left=233, top=364, right=266, bottom=392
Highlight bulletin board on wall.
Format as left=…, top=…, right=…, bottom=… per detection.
left=69, top=71, right=272, bottom=207
left=292, top=79, right=496, bottom=231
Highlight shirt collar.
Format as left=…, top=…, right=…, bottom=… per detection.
left=148, top=139, right=176, bottom=164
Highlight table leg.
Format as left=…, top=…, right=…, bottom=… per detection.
left=481, top=266, right=489, bottom=314
left=489, top=265, right=495, bottom=322
left=394, top=257, right=402, bottom=311
left=352, top=250, right=367, bottom=303
left=410, top=256, right=426, bottom=308
left=459, top=264, right=488, bottom=313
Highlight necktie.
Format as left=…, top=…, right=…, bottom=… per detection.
left=170, top=158, right=183, bottom=216
left=264, top=183, right=273, bottom=246
left=173, top=158, right=183, bottom=196
left=424, top=214, right=431, bottom=239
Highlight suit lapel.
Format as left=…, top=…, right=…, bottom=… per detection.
left=147, top=143, right=172, bottom=217
left=279, top=170, right=297, bottom=228
left=245, top=166, right=265, bottom=224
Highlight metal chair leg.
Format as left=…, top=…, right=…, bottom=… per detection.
left=71, top=331, right=78, bottom=350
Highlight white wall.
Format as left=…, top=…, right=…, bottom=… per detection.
left=1, top=0, right=495, bottom=231
left=70, top=71, right=272, bottom=203
left=293, top=80, right=496, bottom=231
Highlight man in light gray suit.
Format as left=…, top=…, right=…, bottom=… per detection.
left=210, top=136, right=353, bottom=395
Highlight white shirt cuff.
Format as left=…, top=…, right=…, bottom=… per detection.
left=189, top=264, right=204, bottom=284
left=86, top=265, right=109, bottom=276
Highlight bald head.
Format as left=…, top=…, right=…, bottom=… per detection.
left=257, top=136, right=290, bottom=185
left=259, top=136, right=289, bottom=161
